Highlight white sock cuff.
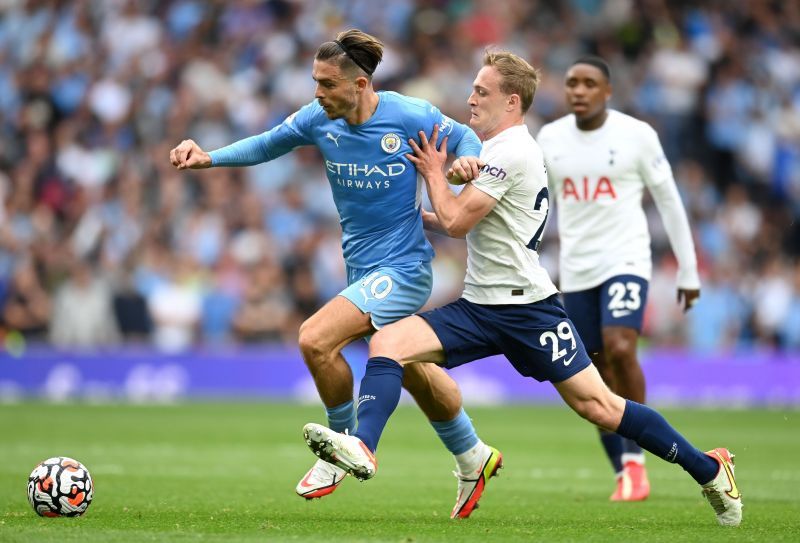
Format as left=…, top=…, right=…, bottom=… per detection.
left=622, top=452, right=646, bottom=465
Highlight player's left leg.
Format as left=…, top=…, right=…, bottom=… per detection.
left=554, top=365, right=742, bottom=526
left=304, top=299, right=504, bottom=519
left=352, top=263, right=493, bottom=510
left=365, top=316, right=503, bottom=519
left=599, top=275, right=651, bottom=500
left=304, top=314, right=444, bottom=477
left=602, top=326, right=649, bottom=500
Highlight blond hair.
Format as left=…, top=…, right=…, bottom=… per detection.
left=483, top=50, right=540, bottom=113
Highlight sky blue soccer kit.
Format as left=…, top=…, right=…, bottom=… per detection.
left=210, top=91, right=482, bottom=328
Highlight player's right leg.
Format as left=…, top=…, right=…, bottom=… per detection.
left=295, top=295, right=374, bottom=499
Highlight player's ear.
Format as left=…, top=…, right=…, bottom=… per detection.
left=507, top=94, right=520, bottom=112
left=355, top=75, right=370, bottom=91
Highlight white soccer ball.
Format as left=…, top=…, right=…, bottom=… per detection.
left=28, top=456, right=94, bottom=517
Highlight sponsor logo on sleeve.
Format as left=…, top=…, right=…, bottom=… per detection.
left=439, top=115, right=453, bottom=135
left=479, top=163, right=508, bottom=180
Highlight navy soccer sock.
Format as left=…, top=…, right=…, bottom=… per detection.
left=353, top=356, right=404, bottom=452
left=622, top=437, right=644, bottom=459
left=598, top=429, right=624, bottom=474
left=616, top=400, right=718, bottom=484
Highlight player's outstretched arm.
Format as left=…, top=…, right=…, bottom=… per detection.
left=169, top=139, right=212, bottom=170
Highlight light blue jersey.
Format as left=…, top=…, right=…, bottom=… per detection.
left=209, top=91, right=481, bottom=269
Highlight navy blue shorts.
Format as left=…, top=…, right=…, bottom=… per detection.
left=419, top=295, right=592, bottom=383
left=561, top=274, right=649, bottom=353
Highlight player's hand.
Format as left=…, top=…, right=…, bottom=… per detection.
left=447, top=156, right=484, bottom=185
left=677, top=288, right=700, bottom=313
left=406, top=124, right=448, bottom=180
left=169, top=139, right=212, bottom=170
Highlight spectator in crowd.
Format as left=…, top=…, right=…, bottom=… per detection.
left=49, top=256, right=120, bottom=348
left=1, top=259, right=51, bottom=340
left=0, top=0, right=797, bottom=351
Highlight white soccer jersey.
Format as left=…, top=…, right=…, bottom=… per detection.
left=537, top=110, right=700, bottom=292
left=462, top=124, right=558, bottom=305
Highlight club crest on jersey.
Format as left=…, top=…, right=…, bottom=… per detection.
left=381, top=133, right=402, bottom=154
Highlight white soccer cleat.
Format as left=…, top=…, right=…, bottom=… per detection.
left=295, top=459, right=348, bottom=500
left=451, top=445, right=503, bottom=519
left=303, top=423, right=377, bottom=481
left=701, top=448, right=743, bottom=526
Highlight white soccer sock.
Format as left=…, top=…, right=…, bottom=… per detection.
left=454, top=440, right=487, bottom=476
left=622, top=452, right=646, bottom=465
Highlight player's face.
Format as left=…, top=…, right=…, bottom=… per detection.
left=312, top=59, right=358, bottom=120
left=564, top=64, right=611, bottom=123
left=467, top=66, right=512, bottom=139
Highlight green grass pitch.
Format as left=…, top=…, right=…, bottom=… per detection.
left=1, top=402, right=798, bottom=542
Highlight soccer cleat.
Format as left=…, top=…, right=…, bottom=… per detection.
left=701, top=448, right=742, bottom=526
left=295, top=459, right=348, bottom=500
left=451, top=445, right=503, bottom=519
left=610, top=460, right=650, bottom=501
left=303, top=423, right=377, bottom=481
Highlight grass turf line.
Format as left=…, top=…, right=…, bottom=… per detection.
left=0, top=402, right=798, bottom=542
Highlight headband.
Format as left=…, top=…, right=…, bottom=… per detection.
left=334, top=40, right=373, bottom=75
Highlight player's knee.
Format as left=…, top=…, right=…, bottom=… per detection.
left=574, top=398, right=616, bottom=429
left=604, top=335, right=637, bottom=365
left=368, top=328, right=404, bottom=360
left=297, top=320, right=328, bottom=364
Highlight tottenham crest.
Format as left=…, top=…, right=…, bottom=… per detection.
left=381, top=133, right=401, bottom=154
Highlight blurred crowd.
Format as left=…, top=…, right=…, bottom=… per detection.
left=0, top=0, right=799, bottom=353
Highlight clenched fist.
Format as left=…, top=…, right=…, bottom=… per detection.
left=169, top=139, right=212, bottom=170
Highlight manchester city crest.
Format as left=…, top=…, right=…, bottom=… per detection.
left=380, top=132, right=401, bottom=154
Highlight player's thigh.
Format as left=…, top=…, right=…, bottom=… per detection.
left=417, top=298, right=501, bottom=369
left=339, top=261, right=432, bottom=329
left=599, top=274, right=649, bottom=332
left=370, top=315, right=446, bottom=364
left=561, top=287, right=603, bottom=354
left=497, top=296, right=592, bottom=382
left=299, top=295, right=374, bottom=354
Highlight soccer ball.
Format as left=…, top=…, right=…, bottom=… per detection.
left=28, top=457, right=94, bottom=517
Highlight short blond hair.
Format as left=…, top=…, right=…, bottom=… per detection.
left=483, top=50, right=540, bottom=113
